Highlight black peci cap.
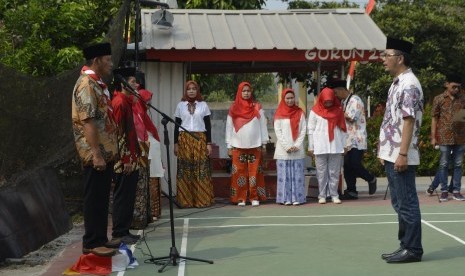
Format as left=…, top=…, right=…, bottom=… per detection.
left=83, top=42, right=112, bottom=60
left=113, top=67, right=136, bottom=79
left=446, top=73, right=462, bottom=84
left=386, top=37, right=413, bottom=54
left=327, top=79, right=347, bottom=89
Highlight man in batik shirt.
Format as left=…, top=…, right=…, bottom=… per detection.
left=378, top=37, right=423, bottom=263
left=72, top=42, right=117, bottom=257
left=330, top=80, right=377, bottom=200
left=427, top=74, right=465, bottom=201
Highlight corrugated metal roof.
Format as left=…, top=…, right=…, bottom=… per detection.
left=141, top=9, right=386, bottom=51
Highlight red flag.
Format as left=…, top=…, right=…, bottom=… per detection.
left=347, top=61, right=357, bottom=89
left=366, top=0, right=376, bottom=15
left=346, top=0, right=376, bottom=88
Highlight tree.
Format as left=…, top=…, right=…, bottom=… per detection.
left=281, top=1, right=465, bottom=106
left=354, top=0, right=465, bottom=104
left=287, top=0, right=358, bottom=9
left=193, top=73, right=276, bottom=102
left=180, top=0, right=266, bottom=9
left=350, top=0, right=465, bottom=176
left=0, top=0, right=122, bottom=76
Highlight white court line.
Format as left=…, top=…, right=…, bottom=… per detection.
left=154, top=212, right=465, bottom=221
left=422, top=219, right=465, bottom=245
left=155, top=219, right=465, bottom=230
left=425, top=220, right=465, bottom=223
left=188, top=221, right=399, bottom=228
left=163, top=218, right=465, bottom=276
left=178, top=219, right=189, bottom=276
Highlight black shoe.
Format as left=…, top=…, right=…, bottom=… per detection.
left=105, top=237, right=122, bottom=248
left=340, top=190, right=358, bottom=200
left=426, top=186, right=435, bottom=196
left=368, top=178, right=377, bottom=195
left=82, top=246, right=117, bottom=257
left=381, top=247, right=403, bottom=260
left=121, top=235, right=139, bottom=245
left=385, top=249, right=422, bottom=263
left=127, top=233, right=141, bottom=240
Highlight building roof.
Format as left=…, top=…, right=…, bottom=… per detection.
left=139, top=8, right=386, bottom=72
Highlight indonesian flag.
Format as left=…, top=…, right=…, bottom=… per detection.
left=365, top=0, right=376, bottom=14
left=63, top=244, right=138, bottom=275
left=346, top=0, right=376, bottom=89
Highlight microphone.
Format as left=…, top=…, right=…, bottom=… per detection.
left=114, top=74, right=134, bottom=91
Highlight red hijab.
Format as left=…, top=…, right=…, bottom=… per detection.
left=228, top=81, right=261, bottom=132
left=181, top=80, right=203, bottom=102
left=312, top=87, right=346, bottom=142
left=132, top=89, right=160, bottom=142
left=274, top=88, right=304, bottom=141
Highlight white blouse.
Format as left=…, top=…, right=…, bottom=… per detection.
left=273, top=114, right=307, bottom=160
left=225, top=109, right=269, bottom=149
left=307, top=111, right=347, bottom=155
left=174, top=101, right=211, bottom=132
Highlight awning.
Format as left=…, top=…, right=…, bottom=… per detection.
left=139, top=8, right=386, bottom=73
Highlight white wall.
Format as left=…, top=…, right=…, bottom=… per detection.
left=140, top=61, right=185, bottom=195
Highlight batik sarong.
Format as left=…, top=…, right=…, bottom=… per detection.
left=176, top=132, right=214, bottom=208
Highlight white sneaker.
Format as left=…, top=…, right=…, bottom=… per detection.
left=318, top=198, right=326, bottom=204
left=292, top=202, right=300, bottom=206
left=251, top=200, right=260, bottom=207
left=237, top=201, right=246, bottom=206
left=284, top=201, right=291, bottom=206
left=332, top=197, right=342, bottom=204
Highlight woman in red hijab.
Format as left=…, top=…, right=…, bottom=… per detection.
left=273, top=88, right=307, bottom=206
left=173, top=80, right=214, bottom=208
left=225, top=82, right=269, bottom=207
left=131, top=85, right=165, bottom=228
left=307, top=87, right=347, bottom=204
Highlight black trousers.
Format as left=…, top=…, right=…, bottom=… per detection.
left=82, top=163, right=113, bottom=249
left=112, top=170, right=139, bottom=238
left=343, top=148, right=374, bottom=192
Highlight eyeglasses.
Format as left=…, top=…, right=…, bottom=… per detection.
left=451, top=85, right=461, bottom=89
left=380, top=53, right=401, bottom=59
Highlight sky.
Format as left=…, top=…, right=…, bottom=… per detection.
left=264, top=0, right=371, bottom=10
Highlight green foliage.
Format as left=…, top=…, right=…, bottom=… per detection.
left=258, top=91, right=279, bottom=103
left=181, top=0, right=266, bottom=9
left=416, top=104, right=439, bottom=176
left=364, top=113, right=384, bottom=176
left=287, top=0, right=358, bottom=9
left=0, top=0, right=121, bottom=76
left=205, top=89, right=230, bottom=102
left=1, top=38, right=57, bottom=76
left=354, top=0, right=465, bottom=106
left=284, top=0, right=465, bottom=110
left=373, top=0, right=465, bottom=76
left=192, top=72, right=276, bottom=102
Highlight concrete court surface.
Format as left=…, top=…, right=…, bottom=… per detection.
left=37, top=176, right=465, bottom=276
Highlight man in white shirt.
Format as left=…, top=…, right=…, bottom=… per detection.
left=378, top=37, right=423, bottom=263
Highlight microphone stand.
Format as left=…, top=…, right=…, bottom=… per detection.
left=119, top=82, right=213, bottom=272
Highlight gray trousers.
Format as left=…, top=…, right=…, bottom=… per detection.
left=315, top=154, right=342, bottom=198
